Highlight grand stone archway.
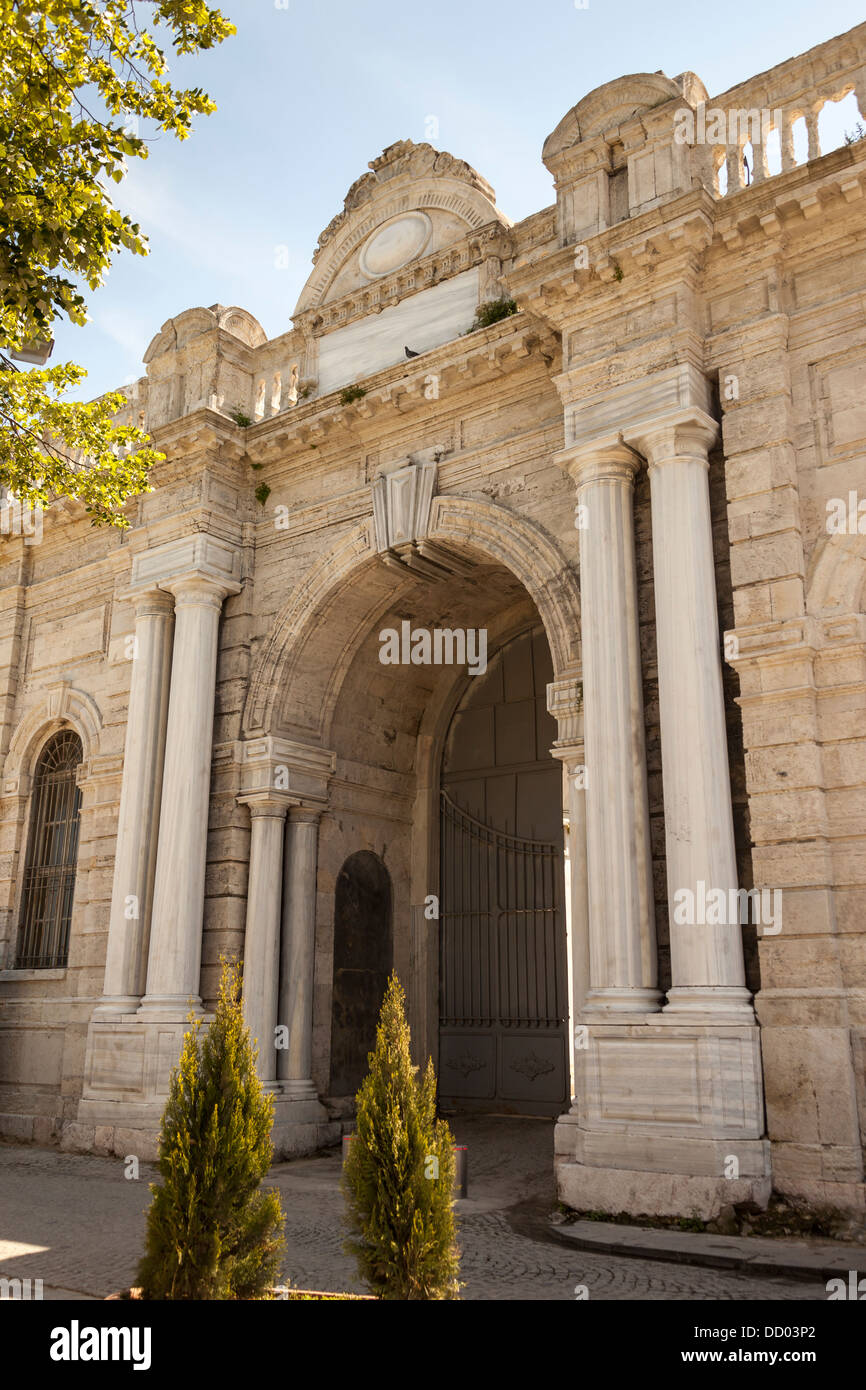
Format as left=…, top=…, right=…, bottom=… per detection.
left=238, top=491, right=583, bottom=1117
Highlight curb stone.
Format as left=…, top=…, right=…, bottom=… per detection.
left=549, top=1219, right=866, bottom=1283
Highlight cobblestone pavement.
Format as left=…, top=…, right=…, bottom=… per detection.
left=0, top=1118, right=830, bottom=1301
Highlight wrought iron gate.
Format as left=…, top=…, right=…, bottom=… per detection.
left=438, top=791, right=568, bottom=1112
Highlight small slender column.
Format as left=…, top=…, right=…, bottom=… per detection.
left=139, top=573, right=239, bottom=1017
left=553, top=750, right=590, bottom=1103
left=559, top=440, right=660, bottom=1015
left=277, top=808, right=321, bottom=1097
left=95, top=588, right=174, bottom=1015
left=240, top=797, right=288, bottom=1083
left=624, top=410, right=752, bottom=1019
left=780, top=110, right=797, bottom=172
left=805, top=106, right=821, bottom=162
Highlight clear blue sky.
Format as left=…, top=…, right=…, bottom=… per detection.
left=50, top=0, right=866, bottom=400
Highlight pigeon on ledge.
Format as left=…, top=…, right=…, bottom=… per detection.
left=404, top=345, right=421, bottom=358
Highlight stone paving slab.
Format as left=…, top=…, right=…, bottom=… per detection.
left=0, top=1124, right=840, bottom=1302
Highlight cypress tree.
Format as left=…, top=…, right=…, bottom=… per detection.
left=342, top=973, right=461, bottom=1300
left=137, top=957, right=285, bottom=1300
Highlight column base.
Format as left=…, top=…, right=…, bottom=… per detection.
left=270, top=1090, right=336, bottom=1160
left=77, top=1019, right=339, bottom=1162
left=662, top=985, right=755, bottom=1023
left=555, top=1153, right=771, bottom=1221
left=91, top=996, right=142, bottom=1020
left=581, top=986, right=663, bottom=1017
left=136, top=995, right=204, bottom=1022
left=557, top=1015, right=770, bottom=1219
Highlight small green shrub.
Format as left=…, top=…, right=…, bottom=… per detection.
left=339, top=384, right=367, bottom=405
left=467, top=297, right=518, bottom=333
left=137, top=958, right=285, bottom=1300
left=342, top=974, right=460, bottom=1300
left=255, top=482, right=271, bottom=506
left=229, top=407, right=252, bottom=427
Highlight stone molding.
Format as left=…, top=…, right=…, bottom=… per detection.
left=4, top=682, right=103, bottom=793
left=237, top=736, right=335, bottom=807
left=556, top=362, right=714, bottom=451
left=129, top=534, right=242, bottom=597
left=547, top=677, right=584, bottom=749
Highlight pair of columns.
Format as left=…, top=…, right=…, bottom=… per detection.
left=558, top=407, right=752, bottom=1023
left=95, top=551, right=324, bottom=1098
left=97, top=572, right=236, bottom=1019
left=239, top=800, right=320, bottom=1093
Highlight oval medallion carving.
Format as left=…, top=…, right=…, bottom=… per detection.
left=359, top=211, right=432, bottom=278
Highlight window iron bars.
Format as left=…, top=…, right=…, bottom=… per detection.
left=14, top=731, right=83, bottom=969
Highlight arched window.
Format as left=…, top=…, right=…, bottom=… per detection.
left=15, top=730, right=83, bottom=969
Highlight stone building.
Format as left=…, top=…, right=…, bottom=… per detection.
left=0, top=22, right=864, bottom=1220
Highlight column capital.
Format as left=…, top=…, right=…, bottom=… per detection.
left=288, top=805, right=322, bottom=826
left=160, top=572, right=240, bottom=607
left=622, top=408, right=719, bottom=472
left=554, top=433, right=642, bottom=490
left=238, top=793, right=291, bottom=820
left=118, top=586, right=176, bottom=619
left=547, top=675, right=584, bottom=749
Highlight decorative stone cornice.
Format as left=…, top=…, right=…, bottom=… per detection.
left=243, top=315, right=559, bottom=463
left=130, top=533, right=242, bottom=597
left=547, top=677, right=584, bottom=749
left=556, top=362, right=714, bottom=453
left=237, top=736, right=336, bottom=807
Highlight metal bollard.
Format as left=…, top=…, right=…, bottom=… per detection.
left=453, top=1145, right=468, bottom=1199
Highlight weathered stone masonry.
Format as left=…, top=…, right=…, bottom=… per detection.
left=0, top=22, right=864, bottom=1219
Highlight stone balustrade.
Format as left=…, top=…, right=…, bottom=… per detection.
left=690, top=21, right=866, bottom=196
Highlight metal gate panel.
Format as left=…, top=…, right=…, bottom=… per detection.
left=439, top=792, right=567, bottom=1111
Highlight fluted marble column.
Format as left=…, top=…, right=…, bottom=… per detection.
left=559, top=440, right=660, bottom=1015
left=240, top=796, right=288, bottom=1083
left=95, top=588, right=174, bottom=1015
left=139, top=573, right=239, bottom=1018
left=624, top=409, right=751, bottom=1019
left=277, top=807, right=320, bottom=1097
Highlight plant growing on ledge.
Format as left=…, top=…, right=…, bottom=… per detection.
left=137, top=958, right=285, bottom=1300
left=342, top=973, right=460, bottom=1300
left=844, top=122, right=866, bottom=144
left=229, top=407, right=252, bottom=427
left=339, top=384, right=367, bottom=406
left=255, top=483, right=271, bottom=507
left=467, top=297, right=518, bottom=333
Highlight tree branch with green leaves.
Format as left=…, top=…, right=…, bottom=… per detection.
left=0, top=0, right=235, bottom=527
